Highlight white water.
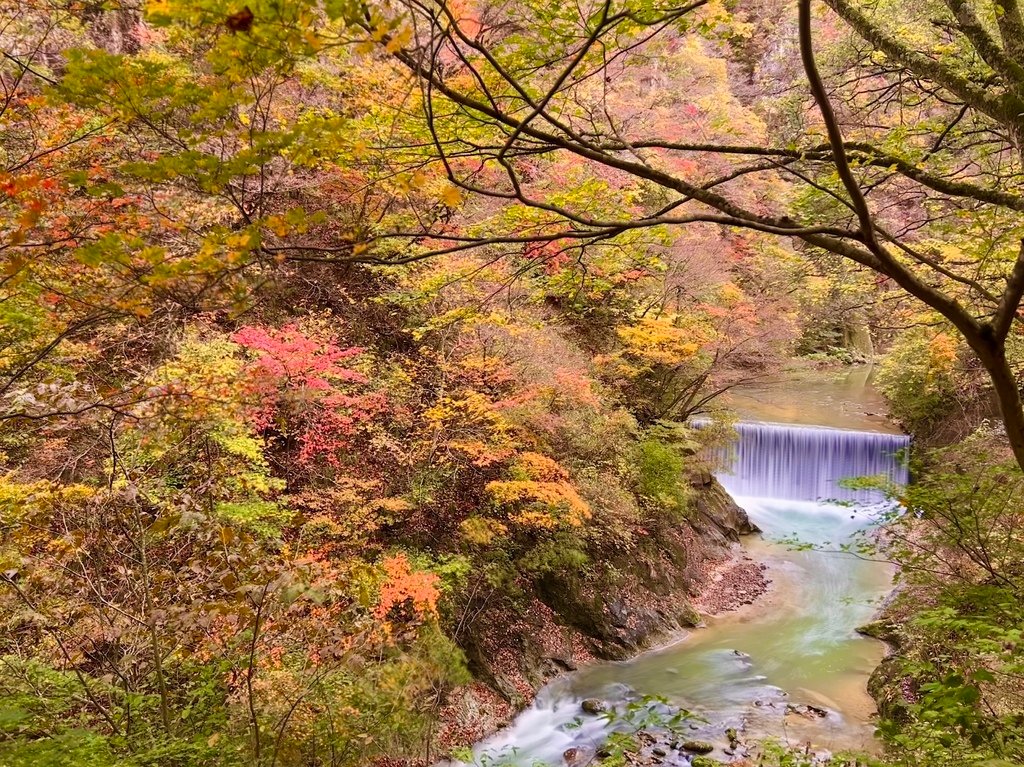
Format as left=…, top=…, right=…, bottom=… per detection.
left=716, top=422, right=909, bottom=504
left=460, top=420, right=906, bottom=766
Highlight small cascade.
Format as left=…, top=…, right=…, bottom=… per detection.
left=714, top=421, right=910, bottom=503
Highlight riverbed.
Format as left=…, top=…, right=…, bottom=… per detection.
left=460, top=366, right=906, bottom=765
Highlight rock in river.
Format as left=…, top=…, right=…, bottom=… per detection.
left=563, top=746, right=594, bottom=766
left=681, top=740, right=714, bottom=754
left=581, top=698, right=606, bottom=715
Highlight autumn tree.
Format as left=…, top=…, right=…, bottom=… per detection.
left=336, top=0, right=1024, bottom=467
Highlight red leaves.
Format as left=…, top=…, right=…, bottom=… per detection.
left=232, top=324, right=366, bottom=389
left=232, top=324, right=385, bottom=466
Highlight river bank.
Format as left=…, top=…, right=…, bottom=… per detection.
left=423, top=474, right=767, bottom=763
left=420, top=368, right=910, bottom=766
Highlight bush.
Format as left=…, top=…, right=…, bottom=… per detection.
left=632, top=429, right=693, bottom=519
left=876, top=328, right=961, bottom=430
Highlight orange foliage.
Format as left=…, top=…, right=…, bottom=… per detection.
left=374, top=554, right=440, bottom=625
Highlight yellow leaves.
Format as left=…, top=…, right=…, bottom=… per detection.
left=0, top=478, right=92, bottom=522
left=267, top=216, right=290, bottom=237
left=412, top=306, right=481, bottom=340
left=0, top=476, right=96, bottom=568
left=446, top=439, right=513, bottom=467
left=440, top=184, right=462, bottom=208
left=143, top=0, right=173, bottom=20
left=384, top=25, right=413, bottom=54
left=370, top=20, right=390, bottom=42
left=717, top=281, right=745, bottom=307
left=424, top=390, right=507, bottom=431
left=515, top=451, right=567, bottom=482
left=615, top=314, right=711, bottom=367
left=460, top=516, right=508, bottom=545
left=485, top=451, right=591, bottom=530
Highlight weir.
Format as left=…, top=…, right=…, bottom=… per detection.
left=714, top=421, right=910, bottom=504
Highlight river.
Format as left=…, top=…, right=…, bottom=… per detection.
left=460, top=366, right=908, bottom=766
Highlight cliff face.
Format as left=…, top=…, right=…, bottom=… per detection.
left=455, top=475, right=756, bottom=704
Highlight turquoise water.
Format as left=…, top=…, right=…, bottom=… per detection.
left=462, top=370, right=902, bottom=764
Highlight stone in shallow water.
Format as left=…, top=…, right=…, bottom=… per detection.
left=562, top=746, right=594, bottom=766
left=785, top=703, right=828, bottom=719
left=681, top=740, right=714, bottom=754
left=690, top=757, right=718, bottom=767
left=580, top=698, right=606, bottom=715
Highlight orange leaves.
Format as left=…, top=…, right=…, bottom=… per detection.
left=928, top=332, right=958, bottom=371
left=374, top=554, right=440, bottom=625
left=1, top=173, right=52, bottom=243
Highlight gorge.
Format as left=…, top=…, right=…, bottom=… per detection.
left=462, top=375, right=910, bottom=765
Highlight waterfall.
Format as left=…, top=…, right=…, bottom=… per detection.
left=714, top=421, right=910, bottom=503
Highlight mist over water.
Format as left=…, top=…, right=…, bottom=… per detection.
left=462, top=416, right=906, bottom=766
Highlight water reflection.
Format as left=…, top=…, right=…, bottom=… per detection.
left=722, top=365, right=899, bottom=434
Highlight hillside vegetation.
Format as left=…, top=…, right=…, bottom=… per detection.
left=1, top=0, right=1023, bottom=765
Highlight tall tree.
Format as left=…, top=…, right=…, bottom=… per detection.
left=355, top=0, right=1024, bottom=466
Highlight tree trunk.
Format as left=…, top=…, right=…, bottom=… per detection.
left=972, top=339, right=1024, bottom=472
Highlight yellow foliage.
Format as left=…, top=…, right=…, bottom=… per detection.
left=515, top=451, right=567, bottom=482
left=485, top=474, right=591, bottom=529
left=460, top=516, right=508, bottom=545
left=717, top=281, right=745, bottom=307
left=423, top=391, right=504, bottom=429
left=615, top=315, right=711, bottom=367
left=0, top=476, right=96, bottom=568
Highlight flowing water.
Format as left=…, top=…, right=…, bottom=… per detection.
left=462, top=367, right=908, bottom=765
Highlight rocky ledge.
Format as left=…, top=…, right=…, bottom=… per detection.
left=433, top=475, right=767, bottom=759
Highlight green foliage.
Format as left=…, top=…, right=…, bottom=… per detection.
left=857, top=432, right=1024, bottom=766
left=214, top=500, right=293, bottom=537
left=631, top=428, right=694, bottom=518
left=0, top=728, right=121, bottom=767
left=876, top=326, right=961, bottom=430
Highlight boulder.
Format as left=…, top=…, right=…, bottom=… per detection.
left=785, top=703, right=828, bottom=719
left=563, top=746, right=594, bottom=766
left=681, top=740, right=714, bottom=754
left=581, top=698, right=606, bottom=715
